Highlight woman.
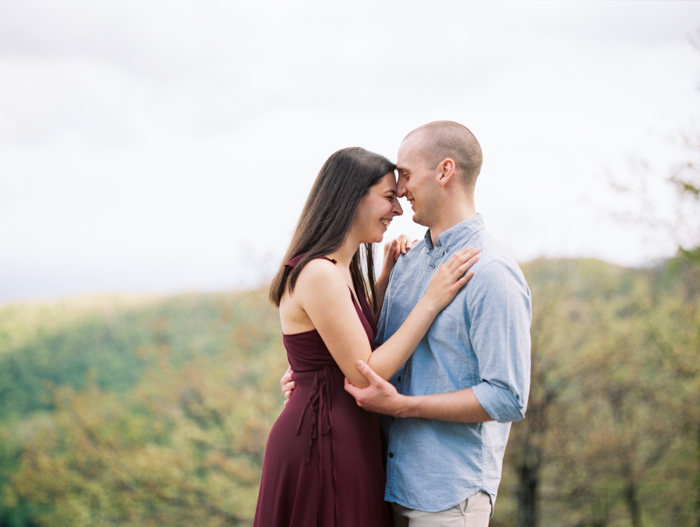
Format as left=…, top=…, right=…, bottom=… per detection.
left=254, top=147, right=479, bottom=527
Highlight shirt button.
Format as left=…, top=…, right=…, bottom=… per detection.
left=430, top=264, right=435, bottom=269
left=389, top=452, right=394, bottom=458
left=397, top=376, right=401, bottom=382
left=391, top=417, right=395, bottom=422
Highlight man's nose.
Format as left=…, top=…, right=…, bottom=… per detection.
left=393, top=197, right=403, bottom=216
left=396, top=178, right=407, bottom=198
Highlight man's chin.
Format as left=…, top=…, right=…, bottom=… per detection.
left=412, top=213, right=428, bottom=227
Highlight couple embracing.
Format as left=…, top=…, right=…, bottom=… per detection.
left=254, top=121, right=532, bottom=527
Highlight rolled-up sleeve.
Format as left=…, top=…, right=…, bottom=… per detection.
left=468, top=259, right=532, bottom=423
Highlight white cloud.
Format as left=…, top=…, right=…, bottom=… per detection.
left=1, top=0, right=699, bottom=300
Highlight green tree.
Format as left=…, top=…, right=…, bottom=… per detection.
left=1, top=289, right=288, bottom=527
left=507, top=259, right=698, bottom=527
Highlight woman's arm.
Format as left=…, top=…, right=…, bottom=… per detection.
left=297, top=248, right=480, bottom=388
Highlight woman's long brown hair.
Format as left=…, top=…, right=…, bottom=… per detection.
left=269, top=147, right=396, bottom=315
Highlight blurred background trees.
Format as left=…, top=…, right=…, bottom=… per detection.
left=0, top=292, right=287, bottom=527
left=0, top=252, right=698, bottom=526
left=499, top=56, right=700, bottom=525
left=503, top=257, right=699, bottom=527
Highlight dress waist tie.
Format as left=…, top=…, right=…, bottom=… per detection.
left=296, top=366, right=338, bottom=525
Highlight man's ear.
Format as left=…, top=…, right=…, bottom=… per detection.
left=436, top=158, right=456, bottom=187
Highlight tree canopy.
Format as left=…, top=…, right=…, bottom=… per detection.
left=0, top=256, right=698, bottom=527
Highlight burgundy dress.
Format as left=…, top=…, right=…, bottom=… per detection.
left=254, top=256, right=392, bottom=527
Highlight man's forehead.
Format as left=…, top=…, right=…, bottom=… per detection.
left=397, top=133, right=425, bottom=168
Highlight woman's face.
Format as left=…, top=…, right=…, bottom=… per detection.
left=352, top=171, right=403, bottom=244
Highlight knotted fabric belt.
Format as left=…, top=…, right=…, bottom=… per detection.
left=296, top=366, right=339, bottom=525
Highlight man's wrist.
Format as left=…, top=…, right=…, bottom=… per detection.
left=392, top=394, right=416, bottom=419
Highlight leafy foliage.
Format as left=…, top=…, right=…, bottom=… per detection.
left=0, top=290, right=286, bottom=527
left=499, top=257, right=700, bottom=527
left=0, top=259, right=698, bottom=527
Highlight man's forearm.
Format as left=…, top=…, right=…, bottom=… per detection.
left=345, top=361, right=496, bottom=423
left=393, top=387, right=493, bottom=423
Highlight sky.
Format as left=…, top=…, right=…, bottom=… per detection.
left=1, top=0, right=699, bottom=303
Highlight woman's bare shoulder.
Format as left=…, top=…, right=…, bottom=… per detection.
left=280, top=258, right=343, bottom=328
left=299, top=258, right=340, bottom=280
left=296, top=257, right=343, bottom=290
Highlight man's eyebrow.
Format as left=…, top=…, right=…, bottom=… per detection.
left=384, top=189, right=397, bottom=195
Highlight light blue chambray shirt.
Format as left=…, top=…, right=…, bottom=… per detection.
left=376, top=214, right=532, bottom=514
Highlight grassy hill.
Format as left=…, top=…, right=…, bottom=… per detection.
left=0, top=289, right=287, bottom=527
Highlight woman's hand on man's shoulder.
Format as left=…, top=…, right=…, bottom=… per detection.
left=381, top=234, right=417, bottom=278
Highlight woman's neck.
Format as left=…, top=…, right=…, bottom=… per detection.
left=326, top=237, right=358, bottom=270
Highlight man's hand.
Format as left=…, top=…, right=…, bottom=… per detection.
left=343, top=360, right=406, bottom=416
left=280, top=366, right=295, bottom=406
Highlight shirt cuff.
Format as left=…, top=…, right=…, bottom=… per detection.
left=472, top=381, right=526, bottom=423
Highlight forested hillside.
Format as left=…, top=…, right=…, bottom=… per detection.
left=0, top=257, right=697, bottom=527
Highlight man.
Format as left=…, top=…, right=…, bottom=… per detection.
left=283, top=121, right=531, bottom=526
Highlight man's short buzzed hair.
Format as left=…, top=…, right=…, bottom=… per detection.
left=405, top=121, right=483, bottom=188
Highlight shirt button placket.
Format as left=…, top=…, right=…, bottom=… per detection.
left=429, top=240, right=444, bottom=272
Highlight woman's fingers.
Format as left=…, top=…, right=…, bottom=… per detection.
left=280, top=366, right=295, bottom=402
left=384, top=235, right=416, bottom=262
left=423, top=247, right=480, bottom=311
left=280, top=366, right=293, bottom=387
left=445, top=247, right=480, bottom=273
left=457, top=251, right=481, bottom=273
left=450, top=251, right=480, bottom=288
left=438, top=248, right=480, bottom=292
left=396, top=234, right=414, bottom=255
left=393, top=239, right=403, bottom=261
left=456, top=269, right=475, bottom=287
left=383, top=242, right=391, bottom=258
left=282, top=380, right=295, bottom=399
left=384, top=238, right=399, bottom=261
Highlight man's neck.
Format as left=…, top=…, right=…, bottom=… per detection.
left=428, top=202, right=477, bottom=247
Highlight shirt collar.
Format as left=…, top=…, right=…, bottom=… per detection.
left=423, top=213, right=485, bottom=250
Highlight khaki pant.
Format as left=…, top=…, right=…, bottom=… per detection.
left=391, top=492, right=491, bottom=527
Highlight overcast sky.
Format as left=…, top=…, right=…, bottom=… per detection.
left=1, top=1, right=699, bottom=303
